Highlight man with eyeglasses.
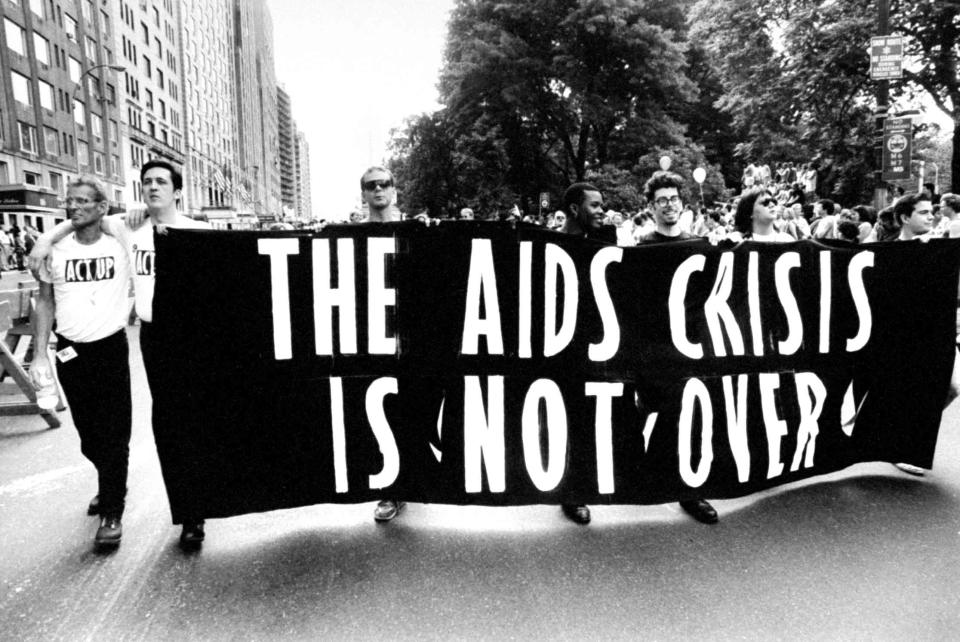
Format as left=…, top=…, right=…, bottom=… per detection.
left=31, top=160, right=212, bottom=550
left=32, top=176, right=133, bottom=548
left=637, top=171, right=698, bottom=243
left=636, top=170, right=719, bottom=525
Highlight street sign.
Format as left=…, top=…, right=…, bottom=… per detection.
left=870, top=35, right=904, bottom=80
left=882, top=117, right=912, bottom=181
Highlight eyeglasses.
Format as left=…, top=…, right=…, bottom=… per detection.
left=761, top=197, right=777, bottom=206
left=362, top=179, right=394, bottom=191
left=64, top=197, right=101, bottom=207
left=654, top=195, right=682, bottom=207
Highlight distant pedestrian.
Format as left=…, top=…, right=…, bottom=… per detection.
left=0, top=227, right=12, bottom=269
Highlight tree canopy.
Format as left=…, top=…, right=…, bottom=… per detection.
left=389, top=0, right=959, bottom=216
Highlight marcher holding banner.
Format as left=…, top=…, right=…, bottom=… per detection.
left=30, top=160, right=211, bottom=550
left=635, top=170, right=718, bottom=524
left=555, top=181, right=614, bottom=524
left=732, top=190, right=796, bottom=243
left=359, top=166, right=413, bottom=523
left=32, top=177, right=133, bottom=548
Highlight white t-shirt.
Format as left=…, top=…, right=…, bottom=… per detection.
left=38, top=234, right=132, bottom=342
left=103, top=214, right=210, bottom=322
left=750, top=230, right=795, bottom=243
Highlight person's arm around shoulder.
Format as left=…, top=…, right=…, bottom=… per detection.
left=27, top=220, right=75, bottom=275
left=29, top=215, right=126, bottom=274
left=124, top=207, right=149, bottom=229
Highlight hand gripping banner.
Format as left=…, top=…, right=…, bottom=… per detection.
left=151, top=223, right=960, bottom=519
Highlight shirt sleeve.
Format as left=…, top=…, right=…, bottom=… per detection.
left=102, top=214, right=126, bottom=239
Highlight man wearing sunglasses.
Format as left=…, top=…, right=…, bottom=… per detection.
left=359, top=166, right=408, bottom=522
left=636, top=170, right=719, bottom=525
left=360, top=167, right=400, bottom=222
left=32, top=177, right=133, bottom=548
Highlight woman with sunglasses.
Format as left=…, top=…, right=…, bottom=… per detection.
left=732, top=189, right=795, bottom=242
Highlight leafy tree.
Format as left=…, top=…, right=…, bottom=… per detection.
left=690, top=0, right=960, bottom=201
left=439, top=0, right=696, bottom=179
left=388, top=113, right=458, bottom=218
left=897, top=0, right=960, bottom=192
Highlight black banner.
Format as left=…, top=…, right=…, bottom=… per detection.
left=153, top=223, right=960, bottom=519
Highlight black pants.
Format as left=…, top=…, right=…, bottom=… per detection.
left=56, top=330, right=132, bottom=517
left=139, top=321, right=203, bottom=524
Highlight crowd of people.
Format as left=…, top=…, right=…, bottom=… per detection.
left=0, top=223, right=40, bottom=274
left=19, top=159, right=958, bottom=552
left=382, top=175, right=955, bottom=251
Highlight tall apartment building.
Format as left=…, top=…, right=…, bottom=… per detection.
left=276, top=84, right=294, bottom=214
left=111, top=0, right=184, bottom=210
left=294, top=129, right=311, bottom=220
left=1, top=0, right=126, bottom=230
left=3, top=0, right=301, bottom=227
left=233, top=0, right=278, bottom=221
left=178, top=0, right=237, bottom=218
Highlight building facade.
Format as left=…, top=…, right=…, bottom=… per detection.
left=110, top=0, right=184, bottom=210
left=2, top=0, right=303, bottom=229
left=1, top=0, right=126, bottom=230
left=178, top=0, right=237, bottom=219
left=294, top=129, right=311, bottom=221
left=276, top=84, right=294, bottom=215
left=233, top=0, right=279, bottom=222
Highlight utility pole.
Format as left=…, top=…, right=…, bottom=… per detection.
left=873, top=0, right=890, bottom=209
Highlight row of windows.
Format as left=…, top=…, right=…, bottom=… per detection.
left=9, top=70, right=119, bottom=133
left=7, top=17, right=91, bottom=85
left=15, top=119, right=119, bottom=173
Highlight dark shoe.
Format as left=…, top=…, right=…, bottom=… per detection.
left=95, top=515, right=122, bottom=546
left=87, top=495, right=100, bottom=516
left=374, top=499, right=406, bottom=522
left=561, top=503, right=591, bottom=525
left=680, top=499, right=719, bottom=524
left=179, top=521, right=205, bottom=549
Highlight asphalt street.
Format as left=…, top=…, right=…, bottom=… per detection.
left=1, top=323, right=959, bottom=641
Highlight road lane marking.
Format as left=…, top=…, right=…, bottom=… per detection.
left=0, top=465, right=85, bottom=497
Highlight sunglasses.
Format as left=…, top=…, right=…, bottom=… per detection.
left=362, top=179, right=394, bottom=191
left=761, top=197, right=777, bottom=206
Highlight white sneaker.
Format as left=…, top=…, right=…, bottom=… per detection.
left=894, top=463, right=926, bottom=476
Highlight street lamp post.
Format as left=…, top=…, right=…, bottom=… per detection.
left=71, top=63, right=125, bottom=176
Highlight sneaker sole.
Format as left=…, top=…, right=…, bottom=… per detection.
left=95, top=535, right=121, bottom=546
left=374, top=502, right=406, bottom=522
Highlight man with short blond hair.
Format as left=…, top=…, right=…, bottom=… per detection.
left=360, top=166, right=399, bottom=222
left=32, top=176, right=133, bottom=547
